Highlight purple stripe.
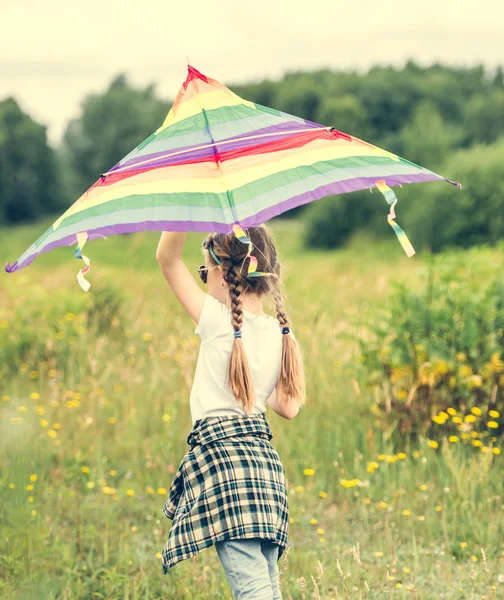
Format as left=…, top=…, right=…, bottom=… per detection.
left=5, top=172, right=460, bottom=275
left=111, top=121, right=326, bottom=173
left=238, top=172, right=452, bottom=228
left=5, top=220, right=234, bottom=274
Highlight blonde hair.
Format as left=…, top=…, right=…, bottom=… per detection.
left=205, top=224, right=306, bottom=414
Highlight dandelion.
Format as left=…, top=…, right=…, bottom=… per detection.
left=81, top=467, right=90, bottom=474
left=9, top=483, right=15, bottom=489
left=367, top=462, right=379, bottom=473
left=374, top=551, right=384, bottom=557
left=294, top=485, right=304, bottom=492
left=18, top=406, right=27, bottom=412
left=471, top=407, right=482, bottom=416
left=487, top=421, right=499, bottom=429
left=435, top=505, right=442, bottom=512
left=146, top=486, right=154, bottom=494
left=30, top=474, right=37, bottom=482
left=428, top=440, right=439, bottom=449
left=162, top=414, right=171, bottom=422
left=465, top=415, right=477, bottom=423
left=47, top=430, right=57, bottom=439
left=452, top=417, right=463, bottom=424
left=317, top=528, right=325, bottom=535
left=30, top=392, right=40, bottom=400
left=339, top=479, right=360, bottom=488
left=108, top=417, right=117, bottom=424
left=319, top=537, right=325, bottom=543
left=28, top=496, right=34, bottom=503
left=378, top=501, right=388, bottom=510
left=418, top=515, right=425, bottom=521
left=363, top=498, right=371, bottom=505
left=447, top=408, right=457, bottom=416
left=397, top=452, right=407, bottom=460
left=87, top=482, right=95, bottom=489
left=419, top=484, right=427, bottom=491
left=31, top=510, right=37, bottom=516
left=471, top=555, right=479, bottom=562
left=109, top=470, right=117, bottom=477
left=319, top=491, right=328, bottom=498
left=157, top=488, right=167, bottom=495
left=473, top=440, right=482, bottom=447
left=126, top=489, right=135, bottom=496
left=460, top=542, right=468, bottom=549
left=131, top=526, right=138, bottom=532
left=289, top=517, right=294, bottom=524
left=403, top=509, right=412, bottom=516
left=102, top=487, right=116, bottom=495
left=303, top=468, right=315, bottom=476
left=448, top=436, right=459, bottom=443
left=310, top=518, right=318, bottom=525
left=142, top=332, right=152, bottom=341
left=493, top=448, right=501, bottom=455
left=155, top=553, right=162, bottom=560
left=489, top=410, right=500, bottom=418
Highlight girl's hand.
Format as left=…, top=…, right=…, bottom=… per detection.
left=156, top=232, right=206, bottom=324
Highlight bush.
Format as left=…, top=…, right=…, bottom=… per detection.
left=303, top=189, right=388, bottom=250
left=343, top=252, right=504, bottom=442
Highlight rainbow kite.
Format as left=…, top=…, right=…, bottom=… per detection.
left=5, top=65, right=461, bottom=290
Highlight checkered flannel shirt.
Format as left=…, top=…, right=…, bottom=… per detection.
left=160, top=413, right=290, bottom=575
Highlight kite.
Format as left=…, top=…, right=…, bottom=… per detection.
left=5, top=65, right=461, bottom=290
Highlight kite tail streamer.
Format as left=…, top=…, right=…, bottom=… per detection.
left=74, top=232, right=91, bottom=291
left=233, top=224, right=253, bottom=273
left=375, top=180, right=416, bottom=258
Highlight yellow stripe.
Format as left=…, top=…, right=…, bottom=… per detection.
left=156, top=87, right=255, bottom=132
left=53, top=140, right=399, bottom=229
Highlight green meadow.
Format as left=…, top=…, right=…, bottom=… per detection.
left=0, top=217, right=503, bottom=599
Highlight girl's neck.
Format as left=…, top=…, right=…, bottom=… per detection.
left=227, top=293, right=265, bottom=316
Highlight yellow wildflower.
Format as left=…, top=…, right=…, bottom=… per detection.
left=487, top=421, right=499, bottom=429
left=447, top=407, right=457, bottom=416
left=472, top=440, right=482, bottom=447
left=460, top=542, right=468, bottom=548
left=428, top=440, right=439, bottom=449
left=126, top=489, right=135, bottom=496
left=319, top=491, right=328, bottom=498
left=489, top=410, right=500, bottom=418
left=452, top=416, right=462, bottom=424
left=294, top=485, right=304, bottom=492
left=419, top=484, right=428, bottom=491
left=492, top=448, right=501, bottom=455
left=448, top=436, right=459, bottom=443
left=339, top=479, right=360, bottom=488
left=471, top=407, right=482, bottom=416
left=157, top=488, right=167, bottom=495
left=403, top=509, right=411, bottom=516
left=303, top=468, right=315, bottom=476
left=465, top=415, right=476, bottom=423
left=310, top=518, right=318, bottom=525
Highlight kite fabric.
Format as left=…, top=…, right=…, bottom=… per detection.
left=5, top=64, right=461, bottom=290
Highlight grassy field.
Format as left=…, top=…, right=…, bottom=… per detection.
left=0, top=217, right=503, bottom=599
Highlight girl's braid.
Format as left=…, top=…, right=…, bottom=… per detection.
left=222, top=260, right=244, bottom=333
left=271, top=278, right=289, bottom=329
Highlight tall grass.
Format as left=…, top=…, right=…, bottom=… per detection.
left=1, top=219, right=502, bottom=598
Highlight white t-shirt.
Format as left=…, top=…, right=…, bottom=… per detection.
left=190, top=293, right=283, bottom=424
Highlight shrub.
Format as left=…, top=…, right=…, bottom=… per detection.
left=343, top=252, right=504, bottom=442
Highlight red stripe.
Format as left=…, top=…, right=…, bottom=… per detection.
left=99, top=129, right=347, bottom=186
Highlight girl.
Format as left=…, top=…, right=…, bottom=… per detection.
left=156, top=225, right=305, bottom=599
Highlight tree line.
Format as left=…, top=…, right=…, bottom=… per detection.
left=2, top=61, right=503, bottom=251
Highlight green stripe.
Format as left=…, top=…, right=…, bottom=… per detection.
left=57, top=155, right=402, bottom=230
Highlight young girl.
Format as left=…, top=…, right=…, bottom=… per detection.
left=156, top=224, right=305, bottom=599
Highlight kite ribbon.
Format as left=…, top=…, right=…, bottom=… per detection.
left=375, top=180, right=416, bottom=258
left=74, top=232, right=91, bottom=292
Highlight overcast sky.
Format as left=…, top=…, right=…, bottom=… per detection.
left=1, top=0, right=503, bottom=146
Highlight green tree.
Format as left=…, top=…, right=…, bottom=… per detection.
left=0, top=97, right=62, bottom=223
left=62, top=74, right=170, bottom=198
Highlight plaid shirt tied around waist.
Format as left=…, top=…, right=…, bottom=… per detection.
left=160, top=413, right=290, bottom=575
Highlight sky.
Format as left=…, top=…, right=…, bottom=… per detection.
left=1, top=0, right=503, bottom=146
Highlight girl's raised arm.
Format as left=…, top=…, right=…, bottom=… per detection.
left=156, top=232, right=206, bottom=324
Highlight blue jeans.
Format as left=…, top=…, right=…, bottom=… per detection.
left=215, top=538, right=283, bottom=599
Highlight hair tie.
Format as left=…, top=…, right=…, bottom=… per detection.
left=234, top=329, right=242, bottom=339
left=281, top=326, right=290, bottom=335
